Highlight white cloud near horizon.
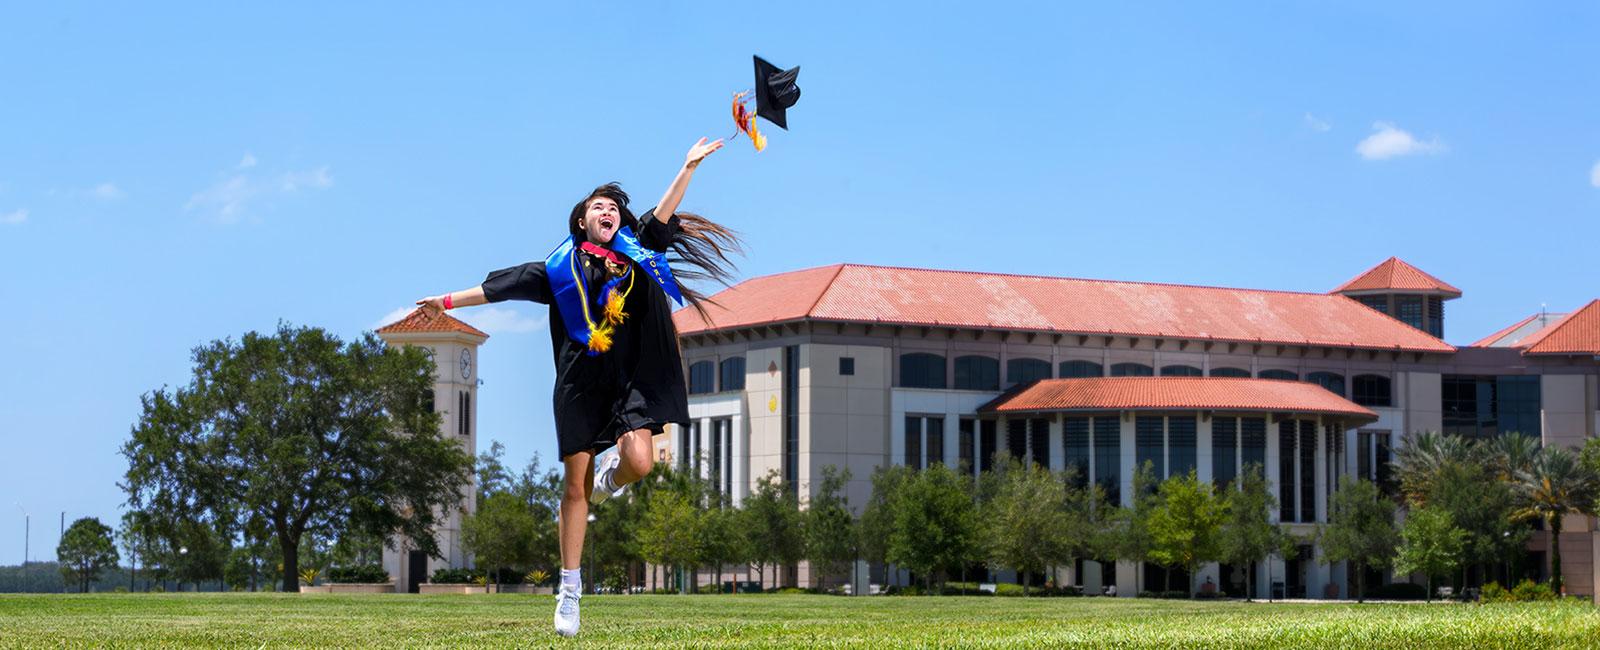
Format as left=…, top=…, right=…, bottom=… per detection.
left=372, top=305, right=545, bottom=335
left=1590, top=161, right=1600, bottom=188
left=186, top=156, right=333, bottom=223
left=1356, top=122, right=1445, bottom=160
left=91, top=182, right=124, bottom=200
left=1, top=208, right=26, bottom=225
left=1304, top=112, right=1331, bottom=132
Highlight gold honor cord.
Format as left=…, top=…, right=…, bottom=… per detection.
left=568, top=252, right=635, bottom=354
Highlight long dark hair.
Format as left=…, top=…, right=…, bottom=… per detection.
left=568, top=182, right=741, bottom=320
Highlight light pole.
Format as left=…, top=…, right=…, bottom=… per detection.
left=13, top=503, right=27, bottom=567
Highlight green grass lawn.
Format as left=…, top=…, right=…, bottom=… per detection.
left=0, top=593, right=1596, bottom=649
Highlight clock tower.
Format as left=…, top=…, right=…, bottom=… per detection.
left=375, top=307, right=490, bottom=593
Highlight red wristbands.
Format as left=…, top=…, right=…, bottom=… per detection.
left=443, top=293, right=454, bottom=310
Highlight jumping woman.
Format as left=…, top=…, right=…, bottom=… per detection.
left=414, top=137, right=737, bottom=637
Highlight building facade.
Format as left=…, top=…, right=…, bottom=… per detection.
left=669, top=258, right=1600, bottom=598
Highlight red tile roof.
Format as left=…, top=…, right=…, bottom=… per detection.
left=376, top=308, right=490, bottom=338
left=978, top=377, right=1378, bottom=422
left=1332, top=257, right=1462, bottom=297
left=674, top=264, right=1455, bottom=353
left=1520, top=300, right=1600, bottom=356
left=1469, top=313, right=1541, bottom=348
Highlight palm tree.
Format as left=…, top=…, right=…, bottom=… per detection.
left=1393, top=431, right=1475, bottom=506
left=1511, top=446, right=1600, bottom=594
left=1483, top=432, right=1541, bottom=483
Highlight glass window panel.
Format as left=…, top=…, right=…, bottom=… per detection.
left=1213, top=416, right=1238, bottom=488
left=718, top=357, right=746, bottom=391
left=1160, top=365, right=1203, bottom=377
left=1136, top=416, right=1164, bottom=482
left=1397, top=295, right=1424, bottom=330
left=1259, top=369, right=1298, bottom=381
left=1209, top=367, right=1251, bottom=378
left=1006, top=358, right=1052, bottom=385
left=926, top=417, right=945, bottom=467
left=1093, top=417, right=1121, bottom=507
left=689, top=361, right=716, bottom=394
left=1064, top=417, right=1091, bottom=488
left=1007, top=419, right=1028, bottom=462
left=1279, top=421, right=1296, bottom=522
left=1241, top=417, right=1267, bottom=479
left=1111, top=363, right=1154, bottom=377
left=1352, top=374, right=1392, bottom=407
left=954, top=355, right=1000, bottom=391
left=959, top=418, right=976, bottom=473
left=1168, top=416, right=1197, bottom=478
left=899, top=353, right=947, bottom=389
left=904, top=415, right=922, bottom=470
left=1059, top=360, right=1104, bottom=378
left=1307, top=372, right=1345, bottom=397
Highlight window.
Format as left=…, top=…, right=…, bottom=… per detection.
left=1136, top=416, right=1164, bottom=481
left=1426, top=297, right=1444, bottom=338
left=1397, top=295, right=1424, bottom=331
left=1307, top=371, right=1345, bottom=397
left=1209, top=367, right=1250, bottom=378
left=1356, top=294, right=1389, bottom=315
left=1059, top=360, right=1103, bottom=378
left=899, top=352, right=946, bottom=389
left=1064, top=417, right=1090, bottom=488
left=1007, top=419, right=1028, bottom=462
left=954, top=355, right=1000, bottom=390
left=783, top=346, right=799, bottom=497
left=1241, top=417, right=1267, bottom=480
left=1093, top=418, right=1121, bottom=506
left=927, top=417, right=945, bottom=467
left=1160, top=365, right=1202, bottom=377
left=1352, top=374, right=1392, bottom=407
left=1213, top=417, right=1237, bottom=488
left=422, top=389, right=434, bottom=414
left=959, top=418, right=976, bottom=473
left=1028, top=418, right=1049, bottom=469
left=904, top=416, right=922, bottom=470
left=1279, top=421, right=1296, bottom=522
left=688, top=361, right=716, bottom=394
left=979, top=419, right=998, bottom=473
left=1443, top=375, right=1542, bottom=439
left=1375, top=431, right=1395, bottom=497
left=1007, top=358, right=1051, bottom=385
left=1111, top=363, right=1154, bottom=377
left=1259, top=369, right=1298, bottom=381
left=719, top=357, right=746, bottom=392
left=1299, top=420, right=1315, bottom=522
left=1167, top=416, right=1197, bottom=478
left=458, top=391, right=471, bottom=437
left=839, top=357, right=855, bottom=376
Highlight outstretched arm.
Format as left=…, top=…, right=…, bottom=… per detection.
left=652, top=137, right=723, bottom=223
left=416, top=286, right=487, bottom=317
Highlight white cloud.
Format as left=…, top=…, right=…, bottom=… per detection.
left=0, top=208, right=26, bottom=224
left=1304, top=112, right=1331, bottom=132
left=186, top=159, right=334, bottom=223
left=91, top=182, right=124, bottom=200
left=456, top=307, right=546, bottom=334
left=1590, top=161, right=1600, bottom=188
left=374, top=306, right=416, bottom=329
left=1356, top=122, right=1445, bottom=160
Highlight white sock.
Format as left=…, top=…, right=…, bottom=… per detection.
left=561, top=568, right=581, bottom=592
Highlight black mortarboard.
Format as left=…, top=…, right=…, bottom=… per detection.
left=753, top=55, right=801, bottom=130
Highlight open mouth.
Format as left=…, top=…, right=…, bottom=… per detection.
left=598, top=217, right=616, bottom=231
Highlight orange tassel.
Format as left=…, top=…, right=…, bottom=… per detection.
left=603, top=289, right=628, bottom=326
left=587, top=322, right=614, bottom=354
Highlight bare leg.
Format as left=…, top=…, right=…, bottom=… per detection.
left=611, top=428, right=657, bottom=487
left=559, top=451, right=594, bottom=571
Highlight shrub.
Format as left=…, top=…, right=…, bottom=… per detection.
left=776, top=587, right=809, bottom=595
left=1192, top=590, right=1228, bottom=600
left=1510, top=579, right=1556, bottom=602
left=326, top=564, right=389, bottom=584
left=525, top=570, right=549, bottom=587
left=429, top=568, right=478, bottom=584
left=1137, top=590, right=1189, bottom=599
left=1366, top=582, right=1427, bottom=600
left=1479, top=582, right=1511, bottom=603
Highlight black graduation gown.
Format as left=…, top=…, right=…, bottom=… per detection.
left=480, top=210, right=689, bottom=459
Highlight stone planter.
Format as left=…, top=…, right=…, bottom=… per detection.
left=499, top=585, right=554, bottom=595
left=327, top=582, right=397, bottom=594
left=297, top=585, right=331, bottom=594
left=419, top=583, right=475, bottom=595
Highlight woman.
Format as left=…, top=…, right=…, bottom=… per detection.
left=414, top=137, right=736, bottom=637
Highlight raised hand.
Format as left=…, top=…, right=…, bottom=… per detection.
left=685, top=137, right=724, bottom=169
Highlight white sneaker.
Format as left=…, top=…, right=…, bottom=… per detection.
left=553, top=584, right=581, bottom=637
left=590, top=451, right=625, bottom=505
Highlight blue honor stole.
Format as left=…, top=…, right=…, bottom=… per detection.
left=545, top=225, right=684, bottom=352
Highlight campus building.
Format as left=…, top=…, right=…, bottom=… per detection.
left=669, top=258, right=1600, bottom=598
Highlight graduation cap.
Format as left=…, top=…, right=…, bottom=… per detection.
left=732, top=55, right=801, bottom=151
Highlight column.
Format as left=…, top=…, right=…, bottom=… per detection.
left=1049, top=416, right=1065, bottom=472
left=1314, top=418, right=1328, bottom=523
left=1265, top=418, right=1281, bottom=522
left=1196, top=413, right=1213, bottom=485
left=1119, top=413, right=1136, bottom=507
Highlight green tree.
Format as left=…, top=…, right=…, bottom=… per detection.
left=1104, top=461, right=1159, bottom=591
left=743, top=470, right=805, bottom=589
left=1146, top=470, right=1227, bottom=597
left=1393, top=506, right=1466, bottom=602
left=889, top=463, right=977, bottom=592
left=698, top=495, right=748, bottom=593
left=1512, top=445, right=1600, bottom=595
left=462, top=492, right=540, bottom=590
left=1219, top=464, right=1279, bottom=601
left=1429, top=458, right=1525, bottom=591
left=638, top=484, right=703, bottom=593
left=981, top=459, right=1075, bottom=595
left=120, top=322, right=475, bottom=592
left=858, top=465, right=913, bottom=578
left=1392, top=431, right=1474, bottom=507
left=57, top=517, right=119, bottom=593
left=804, top=466, right=857, bottom=590
left=1318, top=478, right=1398, bottom=599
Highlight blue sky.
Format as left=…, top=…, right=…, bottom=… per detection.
left=2, top=2, right=1598, bottom=563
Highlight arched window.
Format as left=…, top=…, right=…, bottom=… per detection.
left=1160, top=365, right=1203, bottom=377
left=1059, top=360, right=1103, bottom=379
left=688, top=361, right=716, bottom=394
left=899, top=353, right=947, bottom=389
left=1209, top=367, right=1250, bottom=378
left=1352, top=374, right=1392, bottom=407
left=719, top=357, right=746, bottom=392
left=1307, top=371, right=1345, bottom=396
left=1110, top=363, right=1154, bottom=377
left=1258, top=369, right=1298, bottom=381
left=954, top=355, right=1000, bottom=390
left=1006, top=358, right=1051, bottom=384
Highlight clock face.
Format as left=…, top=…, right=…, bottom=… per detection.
left=459, top=349, right=473, bottom=380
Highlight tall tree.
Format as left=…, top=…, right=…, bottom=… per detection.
left=1104, top=461, right=1159, bottom=592
left=1318, top=479, right=1398, bottom=599
left=859, top=465, right=913, bottom=581
left=57, top=517, right=119, bottom=593
left=120, top=321, right=475, bottom=592
left=743, top=470, right=805, bottom=589
left=1146, top=470, right=1228, bottom=597
left=889, top=463, right=977, bottom=592
left=981, top=459, right=1075, bottom=595
left=462, top=492, right=540, bottom=590
left=1512, top=445, right=1600, bottom=594
left=1393, top=506, right=1466, bottom=602
left=1429, top=459, right=1525, bottom=589
left=1219, top=464, right=1279, bottom=601
left=698, top=494, right=748, bottom=593
left=1393, top=431, right=1475, bottom=507
left=804, top=466, right=857, bottom=590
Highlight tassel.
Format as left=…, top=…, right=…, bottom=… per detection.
left=586, top=322, right=614, bottom=355
left=602, top=288, right=628, bottom=326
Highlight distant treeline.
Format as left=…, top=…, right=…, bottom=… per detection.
left=0, top=563, right=227, bottom=594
